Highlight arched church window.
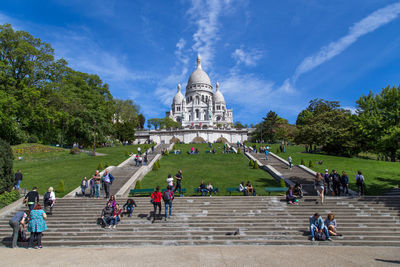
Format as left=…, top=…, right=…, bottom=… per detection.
left=195, top=109, right=200, bottom=119
left=201, top=95, right=204, bottom=102
left=216, top=116, right=221, bottom=121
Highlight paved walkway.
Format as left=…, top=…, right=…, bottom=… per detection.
left=0, top=246, right=398, bottom=266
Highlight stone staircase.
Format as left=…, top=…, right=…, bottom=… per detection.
left=250, top=151, right=316, bottom=194
left=1, top=196, right=399, bottom=247
left=107, top=144, right=169, bottom=196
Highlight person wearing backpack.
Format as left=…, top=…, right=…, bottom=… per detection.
left=309, top=213, right=331, bottom=242
left=151, top=186, right=162, bottom=223
left=43, top=187, right=56, bottom=215
left=355, top=170, right=365, bottom=196
left=163, top=185, right=174, bottom=221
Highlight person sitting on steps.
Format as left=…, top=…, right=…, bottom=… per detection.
left=100, top=202, right=113, bottom=228
left=309, top=213, right=332, bottom=241
left=293, top=182, right=303, bottom=198
left=286, top=186, right=298, bottom=204
left=325, top=213, right=341, bottom=236
left=109, top=204, right=122, bottom=229
left=122, top=199, right=137, bottom=217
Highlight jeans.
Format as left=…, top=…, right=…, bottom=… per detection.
left=265, top=154, right=268, bottom=160
left=310, top=225, right=330, bottom=239
left=110, top=216, right=120, bottom=225
left=200, top=189, right=208, bottom=196
left=102, top=216, right=112, bottom=227
left=104, top=182, right=111, bottom=198
left=95, top=184, right=101, bottom=198
left=165, top=201, right=172, bottom=219
left=28, top=232, right=42, bottom=247
left=15, top=180, right=21, bottom=190
left=90, top=186, right=95, bottom=197
left=126, top=206, right=133, bottom=216
left=9, top=220, right=19, bottom=248
left=341, top=183, right=349, bottom=194
left=81, top=186, right=87, bottom=196
left=357, top=183, right=365, bottom=196
left=28, top=203, right=35, bottom=211
left=153, top=202, right=161, bottom=220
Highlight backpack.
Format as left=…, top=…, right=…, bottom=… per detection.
left=44, top=192, right=51, bottom=204
left=315, top=231, right=326, bottom=241
left=163, top=190, right=172, bottom=202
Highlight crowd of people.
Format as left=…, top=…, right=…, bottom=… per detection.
left=314, top=169, right=365, bottom=204
left=80, top=169, right=115, bottom=198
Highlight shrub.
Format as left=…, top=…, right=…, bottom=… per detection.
left=27, top=135, right=39, bottom=143
left=308, top=160, right=314, bottom=168
left=172, top=144, right=177, bottom=150
left=280, top=179, right=286, bottom=187
left=276, top=148, right=280, bottom=154
left=125, top=151, right=130, bottom=157
left=0, top=139, right=14, bottom=193
left=69, top=147, right=80, bottom=154
left=56, top=180, right=65, bottom=193
left=253, top=160, right=258, bottom=169
left=237, top=148, right=241, bottom=154
left=300, top=158, right=305, bottom=166
left=249, top=160, right=254, bottom=167
left=135, top=180, right=142, bottom=189
left=97, top=162, right=103, bottom=170
left=104, top=162, right=110, bottom=168
left=157, top=160, right=161, bottom=169
left=0, top=190, right=20, bottom=208
left=152, top=162, right=159, bottom=171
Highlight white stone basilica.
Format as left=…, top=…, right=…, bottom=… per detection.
left=166, top=54, right=233, bottom=127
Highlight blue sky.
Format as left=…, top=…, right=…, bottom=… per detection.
left=1, top=0, right=400, bottom=124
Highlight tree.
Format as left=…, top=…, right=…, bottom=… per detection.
left=253, top=111, right=293, bottom=143
left=356, top=85, right=400, bottom=162
left=234, top=121, right=246, bottom=129
left=138, top=114, right=145, bottom=129
left=148, top=118, right=162, bottom=129
left=295, top=99, right=359, bottom=156
left=0, top=139, right=13, bottom=193
left=113, top=99, right=139, bottom=142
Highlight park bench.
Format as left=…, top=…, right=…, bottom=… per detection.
left=226, top=187, right=241, bottom=196
left=130, top=188, right=154, bottom=196
left=194, top=187, right=219, bottom=195
left=264, top=187, right=288, bottom=196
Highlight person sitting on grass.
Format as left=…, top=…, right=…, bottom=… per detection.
left=198, top=180, right=208, bottom=196
left=109, top=204, right=122, bottom=229
left=309, top=213, right=332, bottom=241
left=101, top=202, right=113, bottom=228
left=246, top=181, right=256, bottom=196
left=239, top=182, right=248, bottom=196
left=194, top=148, right=199, bottom=154
left=325, top=213, right=341, bottom=236
left=207, top=182, right=218, bottom=197
left=122, top=199, right=137, bottom=217
left=293, top=182, right=303, bottom=198
left=286, top=186, right=298, bottom=205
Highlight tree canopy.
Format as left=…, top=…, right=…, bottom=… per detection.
left=0, top=23, right=144, bottom=146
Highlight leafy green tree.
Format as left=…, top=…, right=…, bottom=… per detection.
left=138, top=114, right=145, bottom=129
left=234, top=121, right=246, bottom=129
left=356, top=85, right=400, bottom=162
left=0, top=139, right=13, bottom=193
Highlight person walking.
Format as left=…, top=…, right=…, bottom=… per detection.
left=8, top=210, right=27, bottom=248
left=24, top=187, right=39, bottom=211
left=102, top=170, right=115, bottom=199
left=173, top=170, right=183, bottom=196
left=288, top=156, right=293, bottom=170
left=81, top=177, right=88, bottom=197
left=151, top=186, right=162, bottom=222
left=27, top=204, right=48, bottom=249
left=340, top=171, right=349, bottom=195
left=14, top=170, right=23, bottom=190
left=93, top=170, right=101, bottom=198
left=163, top=186, right=174, bottom=221
left=265, top=149, right=269, bottom=160
left=43, top=187, right=56, bottom=215
left=355, top=171, right=365, bottom=196
left=314, top=173, right=325, bottom=204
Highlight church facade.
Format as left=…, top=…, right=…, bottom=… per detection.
left=166, top=54, right=233, bottom=127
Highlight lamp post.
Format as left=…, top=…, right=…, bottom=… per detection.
left=93, top=119, right=97, bottom=156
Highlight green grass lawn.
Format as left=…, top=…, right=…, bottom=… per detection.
left=12, top=143, right=151, bottom=197
left=247, top=143, right=400, bottom=195
left=140, top=143, right=280, bottom=196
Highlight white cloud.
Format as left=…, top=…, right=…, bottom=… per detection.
left=232, top=47, right=263, bottom=66
left=294, top=2, right=400, bottom=81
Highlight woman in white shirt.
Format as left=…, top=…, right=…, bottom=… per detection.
left=166, top=175, right=174, bottom=188
left=44, top=187, right=56, bottom=215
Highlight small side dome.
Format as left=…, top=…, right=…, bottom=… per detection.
left=213, top=81, right=225, bottom=103
left=173, top=84, right=184, bottom=104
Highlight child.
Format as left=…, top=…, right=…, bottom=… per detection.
left=122, top=199, right=137, bottom=217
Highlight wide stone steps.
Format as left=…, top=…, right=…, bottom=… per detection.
left=1, top=196, right=399, bottom=247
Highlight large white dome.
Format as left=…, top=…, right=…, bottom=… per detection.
left=173, top=84, right=184, bottom=104
left=187, top=54, right=212, bottom=87
left=213, top=82, right=225, bottom=103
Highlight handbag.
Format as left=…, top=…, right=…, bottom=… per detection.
left=150, top=199, right=154, bottom=204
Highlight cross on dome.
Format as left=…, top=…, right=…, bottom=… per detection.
left=197, top=53, right=202, bottom=69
